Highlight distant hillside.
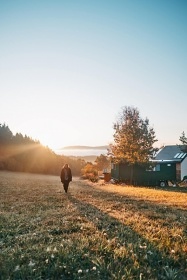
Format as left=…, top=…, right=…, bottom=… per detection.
left=61, top=145, right=109, bottom=150
left=67, top=155, right=97, bottom=163
left=56, top=145, right=109, bottom=158
left=81, top=155, right=97, bottom=162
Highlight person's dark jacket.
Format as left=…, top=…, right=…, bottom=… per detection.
left=60, top=167, right=72, bottom=183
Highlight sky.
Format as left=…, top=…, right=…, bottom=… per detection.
left=0, top=0, right=187, bottom=151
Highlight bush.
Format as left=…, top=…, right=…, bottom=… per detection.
left=81, top=163, right=99, bottom=182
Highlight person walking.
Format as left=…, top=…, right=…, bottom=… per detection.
left=60, top=164, right=72, bottom=193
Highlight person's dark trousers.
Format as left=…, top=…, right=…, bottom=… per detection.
left=63, top=180, right=69, bottom=193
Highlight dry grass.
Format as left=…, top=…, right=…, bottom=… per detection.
left=0, top=171, right=187, bottom=279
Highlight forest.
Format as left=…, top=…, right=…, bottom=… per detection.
left=0, top=123, right=86, bottom=176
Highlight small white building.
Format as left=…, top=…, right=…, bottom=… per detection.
left=153, top=145, right=187, bottom=181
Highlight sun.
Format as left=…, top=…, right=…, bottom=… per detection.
left=39, top=133, right=74, bottom=152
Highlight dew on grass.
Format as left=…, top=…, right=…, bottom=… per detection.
left=46, top=247, right=51, bottom=252
left=28, top=260, right=35, bottom=267
left=14, top=265, right=20, bottom=271
left=53, top=246, right=58, bottom=252
left=139, top=245, right=147, bottom=249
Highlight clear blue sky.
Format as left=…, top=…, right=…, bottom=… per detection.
left=0, top=0, right=187, bottom=150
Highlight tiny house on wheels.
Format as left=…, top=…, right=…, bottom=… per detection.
left=111, top=145, right=187, bottom=186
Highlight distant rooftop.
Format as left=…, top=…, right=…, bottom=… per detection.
left=154, top=145, right=187, bottom=162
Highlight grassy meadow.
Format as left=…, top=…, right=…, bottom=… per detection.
left=0, top=171, right=187, bottom=280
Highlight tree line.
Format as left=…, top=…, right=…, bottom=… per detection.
left=0, top=123, right=111, bottom=178
left=0, top=123, right=86, bottom=176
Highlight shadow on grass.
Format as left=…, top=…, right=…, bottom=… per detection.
left=135, top=185, right=187, bottom=194
left=68, top=193, right=187, bottom=280
left=78, top=181, right=187, bottom=222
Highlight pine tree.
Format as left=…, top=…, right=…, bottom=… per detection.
left=179, top=131, right=187, bottom=153
left=179, top=131, right=187, bottom=145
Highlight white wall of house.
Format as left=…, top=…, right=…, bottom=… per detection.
left=181, top=157, right=187, bottom=179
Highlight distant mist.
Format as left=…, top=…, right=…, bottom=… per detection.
left=55, top=145, right=109, bottom=157
left=60, top=145, right=109, bottom=150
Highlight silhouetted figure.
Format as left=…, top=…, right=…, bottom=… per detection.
left=60, top=164, right=72, bottom=193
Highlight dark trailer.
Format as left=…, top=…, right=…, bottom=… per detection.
left=111, top=145, right=187, bottom=187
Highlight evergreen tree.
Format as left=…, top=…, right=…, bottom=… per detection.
left=0, top=123, right=13, bottom=144
left=179, top=131, right=187, bottom=145
left=179, top=131, right=187, bottom=153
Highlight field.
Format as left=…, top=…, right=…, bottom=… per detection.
left=0, top=171, right=187, bottom=280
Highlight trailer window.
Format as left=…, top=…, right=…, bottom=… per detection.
left=153, top=164, right=160, bottom=171
left=146, top=164, right=160, bottom=172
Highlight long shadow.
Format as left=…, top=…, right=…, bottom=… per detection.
left=78, top=181, right=187, bottom=228
left=68, top=193, right=186, bottom=280
left=135, top=185, right=187, bottom=194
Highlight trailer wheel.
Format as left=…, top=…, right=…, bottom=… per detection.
left=160, top=181, right=167, bottom=187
